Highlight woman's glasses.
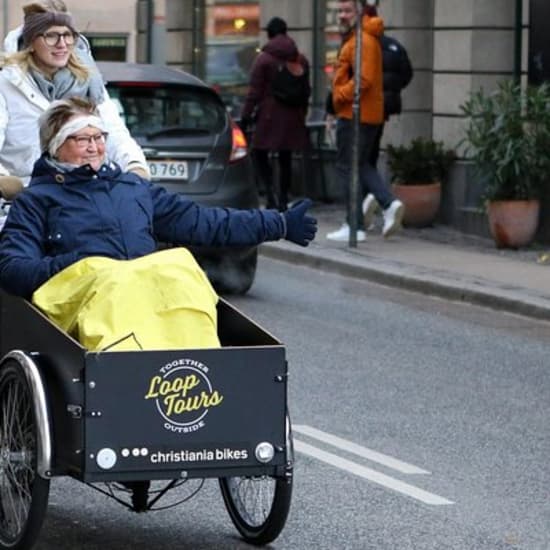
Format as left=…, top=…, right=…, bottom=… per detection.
left=40, top=31, right=77, bottom=47
left=67, top=132, right=108, bottom=148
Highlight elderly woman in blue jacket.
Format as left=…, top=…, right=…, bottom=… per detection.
left=0, top=97, right=316, bottom=350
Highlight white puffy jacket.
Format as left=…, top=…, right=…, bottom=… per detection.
left=0, top=28, right=148, bottom=184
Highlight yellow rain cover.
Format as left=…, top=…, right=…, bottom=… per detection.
left=32, top=248, right=220, bottom=351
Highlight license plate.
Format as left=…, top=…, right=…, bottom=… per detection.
left=148, top=160, right=189, bottom=180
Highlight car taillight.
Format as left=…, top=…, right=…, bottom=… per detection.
left=230, top=121, right=248, bottom=163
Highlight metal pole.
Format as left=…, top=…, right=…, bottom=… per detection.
left=146, top=0, right=153, bottom=63
left=3, top=0, right=8, bottom=42
left=192, top=0, right=205, bottom=79
left=312, top=0, right=322, bottom=108
left=514, top=0, right=523, bottom=83
left=348, top=1, right=364, bottom=247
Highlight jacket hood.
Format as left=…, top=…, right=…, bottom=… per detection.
left=29, top=155, right=122, bottom=186
left=262, top=34, right=298, bottom=61
left=3, top=26, right=21, bottom=53
left=363, top=16, right=384, bottom=38
left=341, top=15, right=384, bottom=44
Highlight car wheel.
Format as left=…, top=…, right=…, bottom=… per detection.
left=204, top=248, right=258, bottom=295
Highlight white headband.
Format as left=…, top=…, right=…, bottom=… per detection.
left=49, top=115, right=107, bottom=157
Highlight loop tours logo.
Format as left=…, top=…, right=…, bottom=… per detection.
left=144, top=358, right=224, bottom=433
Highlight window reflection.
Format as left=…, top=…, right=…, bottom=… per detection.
left=203, top=1, right=260, bottom=117
left=108, top=85, right=226, bottom=136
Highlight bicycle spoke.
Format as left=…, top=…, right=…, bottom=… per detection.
left=0, top=366, right=42, bottom=545
left=229, top=476, right=275, bottom=527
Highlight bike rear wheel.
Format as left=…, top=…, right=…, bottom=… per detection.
left=220, top=474, right=292, bottom=546
left=219, top=415, right=293, bottom=545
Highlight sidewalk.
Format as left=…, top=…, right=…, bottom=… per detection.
left=259, top=203, right=550, bottom=321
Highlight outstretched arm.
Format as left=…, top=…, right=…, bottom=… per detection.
left=149, top=184, right=316, bottom=247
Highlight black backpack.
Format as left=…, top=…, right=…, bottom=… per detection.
left=271, top=60, right=310, bottom=107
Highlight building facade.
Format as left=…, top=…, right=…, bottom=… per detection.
left=2, top=0, right=548, bottom=238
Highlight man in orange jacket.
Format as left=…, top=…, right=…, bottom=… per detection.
left=326, top=1, right=404, bottom=242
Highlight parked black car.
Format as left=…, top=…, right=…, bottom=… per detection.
left=97, top=62, right=259, bottom=295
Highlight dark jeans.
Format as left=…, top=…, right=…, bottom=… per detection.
left=253, top=149, right=292, bottom=210
left=335, top=118, right=393, bottom=228
left=369, top=123, right=385, bottom=168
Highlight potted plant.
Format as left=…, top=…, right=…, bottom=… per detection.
left=461, top=80, right=550, bottom=248
left=385, top=137, right=456, bottom=227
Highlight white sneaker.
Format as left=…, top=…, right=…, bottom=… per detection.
left=382, top=199, right=405, bottom=238
left=326, top=223, right=366, bottom=242
left=361, top=194, right=378, bottom=230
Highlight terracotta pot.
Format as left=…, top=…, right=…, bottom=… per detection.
left=486, top=200, right=540, bottom=248
left=391, top=182, right=441, bottom=227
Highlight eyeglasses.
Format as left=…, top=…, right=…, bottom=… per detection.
left=67, top=132, right=108, bottom=148
left=40, top=31, right=77, bottom=47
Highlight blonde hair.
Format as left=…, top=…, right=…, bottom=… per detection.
left=2, top=49, right=90, bottom=81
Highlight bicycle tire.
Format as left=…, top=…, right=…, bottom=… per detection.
left=0, top=359, right=50, bottom=550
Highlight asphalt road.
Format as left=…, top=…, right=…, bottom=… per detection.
left=35, top=256, right=550, bottom=550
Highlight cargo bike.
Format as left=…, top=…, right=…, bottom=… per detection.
left=0, top=291, right=293, bottom=549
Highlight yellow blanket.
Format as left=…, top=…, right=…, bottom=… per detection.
left=32, top=248, right=220, bottom=351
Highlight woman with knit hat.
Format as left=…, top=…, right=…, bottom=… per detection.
left=0, top=1, right=148, bottom=224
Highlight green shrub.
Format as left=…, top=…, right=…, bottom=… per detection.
left=386, top=138, right=456, bottom=185
left=461, top=80, right=550, bottom=201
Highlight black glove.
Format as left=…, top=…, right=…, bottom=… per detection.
left=282, top=199, right=317, bottom=246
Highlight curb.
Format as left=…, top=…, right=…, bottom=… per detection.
left=259, top=242, right=550, bottom=322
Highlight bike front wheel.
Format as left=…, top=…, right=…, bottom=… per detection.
left=0, top=359, right=50, bottom=550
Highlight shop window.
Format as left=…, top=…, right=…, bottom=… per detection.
left=325, top=0, right=342, bottom=82
left=529, top=0, right=550, bottom=84
left=204, top=1, right=260, bottom=116
left=88, top=36, right=128, bottom=62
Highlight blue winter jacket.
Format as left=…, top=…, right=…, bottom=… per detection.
left=0, top=156, right=285, bottom=298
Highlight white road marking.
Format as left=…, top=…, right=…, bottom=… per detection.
left=293, top=424, right=430, bottom=474
left=295, top=440, right=454, bottom=506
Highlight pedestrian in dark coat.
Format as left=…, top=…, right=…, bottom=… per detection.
left=369, top=33, right=413, bottom=167
left=241, top=17, right=311, bottom=211
left=355, top=5, right=413, bottom=238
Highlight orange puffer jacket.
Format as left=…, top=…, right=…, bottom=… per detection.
left=332, top=16, right=384, bottom=124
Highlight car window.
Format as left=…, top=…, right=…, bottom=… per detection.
left=107, top=84, right=226, bottom=136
